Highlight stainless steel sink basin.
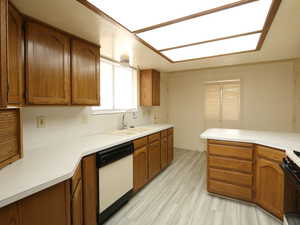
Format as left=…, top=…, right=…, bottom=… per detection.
left=110, top=127, right=153, bottom=136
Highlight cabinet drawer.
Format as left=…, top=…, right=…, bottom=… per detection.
left=209, top=168, right=253, bottom=187
left=148, top=133, right=160, bottom=143
left=256, top=145, right=285, bottom=162
left=208, top=179, right=252, bottom=202
left=133, top=137, right=148, bottom=149
left=208, top=139, right=253, bottom=148
left=167, top=128, right=173, bottom=136
left=208, top=144, right=253, bottom=160
left=161, top=130, right=168, bottom=138
left=72, top=162, right=82, bottom=195
left=208, top=155, right=252, bottom=173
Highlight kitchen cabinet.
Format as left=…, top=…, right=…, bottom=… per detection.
left=255, top=145, right=285, bottom=219
left=0, top=108, right=22, bottom=169
left=133, top=145, right=148, bottom=191
left=25, top=22, right=71, bottom=105
left=206, top=140, right=285, bottom=220
left=0, top=0, right=8, bottom=107
left=207, top=140, right=254, bottom=202
left=82, top=154, right=98, bottom=225
left=8, top=4, right=24, bottom=105
left=161, top=130, right=168, bottom=169
left=0, top=203, right=20, bottom=225
left=140, top=69, right=160, bottom=106
left=19, top=181, right=71, bottom=225
left=71, top=39, right=100, bottom=105
left=148, top=137, right=161, bottom=180
left=167, top=128, right=174, bottom=164
left=71, top=163, right=83, bottom=225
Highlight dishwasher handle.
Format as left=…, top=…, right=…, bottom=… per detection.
left=96, top=142, right=133, bottom=168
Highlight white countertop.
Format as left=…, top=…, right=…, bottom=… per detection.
left=0, top=124, right=173, bottom=208
left=200, top=128, right=300, bottom=168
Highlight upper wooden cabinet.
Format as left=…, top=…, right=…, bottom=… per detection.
left=8, top=4, right=24, bottom=105
left=140, top=69, right=160, bottom=106
left=71, top=39, right=100, bottom=105
left=255, top=145, right=285, bottom=219
left=0, top=0, right=8, bottom=108
left=25, top=22, right=71, bottom=105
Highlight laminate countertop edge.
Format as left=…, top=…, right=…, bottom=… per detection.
left=0, top=124, right=174, bottom=208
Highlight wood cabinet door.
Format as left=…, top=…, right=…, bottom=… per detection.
left=256, top=157, right=284, bottom=219
left=148, top=140, right=161, bottom=180
left=72, top=180, right=83, bottom=225
left=71, top=39, right=100, bottom=105
left=8, top=4, right=23, bottom=105
left=0, top=0, right=8, bottom=107
left=167, top=134, right=174, bottom=164
left=19, top=181, right=71, bottom=225
left=152, top=70, right=160, bottom=106
left=161, top=136, right=168, bottom=169
left=26, top=22, right=70, bottom=105
left=0, top=203, right=20, bottom=225
left=82, top=154, right=98, bottom=225
left=133, top=146, right=148, bottom=191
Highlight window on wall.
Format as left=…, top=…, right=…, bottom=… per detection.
left=92, top=60, right=137, bottom=113
left=205, top=80, right=240, bottom=127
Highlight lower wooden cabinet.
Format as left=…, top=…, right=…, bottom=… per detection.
left=72, top=180, right=83, bottom=225
left=207, top=140, right=285, bottom=220
left=133, top=146, right=148, bottom=191
left=148, top=140, right=161, bottom=180
left=167, top=130, right=174, bottom=164
left=19, top=181, right=71, bottom=225
left=0, top=202, right=20, bottom=225
left=255, top=146, right=285, bottom=219
left=161, top=136, right=168, bottom=169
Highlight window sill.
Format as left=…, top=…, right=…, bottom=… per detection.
left=91, top=109, right=138, bottom=115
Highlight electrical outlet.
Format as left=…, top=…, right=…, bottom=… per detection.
left=36, top=116, right=46, bottom=128
left=132, top=111, right=138, bottom=119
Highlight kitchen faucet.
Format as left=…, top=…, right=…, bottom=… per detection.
left=121, top=110, right=129, bottom=129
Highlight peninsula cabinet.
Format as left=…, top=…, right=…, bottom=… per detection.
left=255, top=145, right=285, bottom=219
left=71, top=39, right=100, bottom=105
left=207, top=139, right=286, bottom=220
left=8, top=4, right=24, bottom=105
left=0, top=0, right=8, bottom=108
left=140, top=69, right=160, bottom=106
left=25, top=22, right=71, bottom=105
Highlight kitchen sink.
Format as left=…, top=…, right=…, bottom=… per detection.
left=110, top=127, right=153, bottom=136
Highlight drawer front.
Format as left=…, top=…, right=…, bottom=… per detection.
left=208, top=139, right=253, bottom=148
left=148, top=133, right=160, bottom=143
left=209, top=168, right=253, bottom=187
left=161, top=130, right=168, bottom=138
left=133, top=137, right=148, bottom=149
left=209, top=155, right=252, bottom=173
left=208, top=179, right=252, bottom=202
left=208, top=144, right=253, bottom=160
left=167, top=128, right=173, bottom=136
left=72, top=162, right=82, bottom=195
left=256, top=145, right=285, bottom=162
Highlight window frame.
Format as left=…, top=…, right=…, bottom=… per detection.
left=91, top=59, right=138, bottom=115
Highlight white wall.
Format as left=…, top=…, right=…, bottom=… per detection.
left=167, top=60, right=297, bottom=151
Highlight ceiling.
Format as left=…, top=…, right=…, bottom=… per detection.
left=10, top=0, right=300, bottom=72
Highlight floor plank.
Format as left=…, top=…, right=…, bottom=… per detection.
left=104, top=149, right=282, bottom=225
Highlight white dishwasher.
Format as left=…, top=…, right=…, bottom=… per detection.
left=96, top=142, right=133, bottom=225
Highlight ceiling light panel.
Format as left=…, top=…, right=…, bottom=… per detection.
left=161, top=33, right=261, bottom=62
left=137, top=0, right=272, bottom=50
left=87, top=0, right=241, bottom=31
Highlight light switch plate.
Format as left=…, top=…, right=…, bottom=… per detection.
left=36, top=116, right=46, bottom=128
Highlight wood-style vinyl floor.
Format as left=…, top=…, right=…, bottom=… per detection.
left=105, top=149, right=282, bottom=225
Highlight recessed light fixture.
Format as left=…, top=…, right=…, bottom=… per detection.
left=79, top=0, right=281, bottom=63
